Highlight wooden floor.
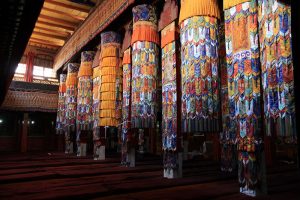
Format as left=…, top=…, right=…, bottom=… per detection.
left=0, top=152, right=299, bottom=200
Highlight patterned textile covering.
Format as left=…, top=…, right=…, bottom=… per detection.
left=99, top=31, right=122, bottom=127
left=224, top=0, right=262, bottom=196
left=92, top=57, right=101, bottom=144
left=258, top=0, right=296, bottom=143
left=56, top=74, right=67, bottom=134
left=219, top=22, right=236, bottom=172
left=131, top=4, right=159, bottom=128
left=65, top=63, right=80, bottom=132
left=121, top=48, right=132, bottom=164
left=161, top=22, right=179, bottom=170
left=180, top=16, right=220, bottom=133
left=77, top=51, right=95, bottom=132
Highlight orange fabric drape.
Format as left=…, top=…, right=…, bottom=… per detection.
left=25, top=52, right=35, bottom=82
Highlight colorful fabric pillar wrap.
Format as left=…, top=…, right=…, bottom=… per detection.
left=65, top=63, right=80, bottom=135
left=224, top=0, right=262, bottom=196
left=219, top=22, right=236, bottom=172
left=131, top=4, right=160, bottom=128
left=99, top=31, right=122, bottom=127
left=122, top=48, right=132, bottom=164
left=77, top=51, right=95, bottom=132
left=92, top=50, right=101, bottom=145
left=179, top=0, right=221, bottom=133
left=258, top=0, right=296, bottom=143
left=161, top=21, right=179, bottom=170
left=56, top=74, right=67, bottom=134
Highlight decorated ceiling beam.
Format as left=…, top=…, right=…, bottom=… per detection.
left=35, top=26, right=71, bottom=37
left=33, top=31, right=67, bottom=41
left=39, top=14, right=78, bottom=28
left=37, top=21, right=75, bottom=31
left=43, top=7, right=86, bottom=21
left=53, top=0, right=135, bottom=72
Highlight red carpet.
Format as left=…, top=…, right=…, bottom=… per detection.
left=0, top=152, right=299, bottom=199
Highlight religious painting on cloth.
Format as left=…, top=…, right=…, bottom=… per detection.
left=131, top=4, right=160, bottom=129
left=258, top=0, right=296, bottom=143
left=77, top=51, right=95, bottom=132
left=65, top=63, right=80, bottom=132
left=224, top=0, right=262, bottom=196
left=219, top=22, right=236, bottom=173
left=99, top=31, right=122, bottom=127
left=161, top=21, right=179, bottom=171
left=56, top=74, right=67, bottom=134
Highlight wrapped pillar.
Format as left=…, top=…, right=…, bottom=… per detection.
left=219, top=22, right=236, bottom=172
left=92, top=47, right=101, bottom=159
left=65, top=63, right=80, bottom=153
left=56, top=74, right=67, bottom=135
left=179, top=0, right=221, bottom=133
left=159, top=0, right=182, bottom=178
left=131, top=4, right=160, bottom=128
left=99, top=31, right=122, bottom=127
left=76, top=51, right=95, bottom=156
left=258, top=0, right=296, bottom=143
left=122, top=48, right=132, bottom=165
left=224, top=0, right=263, bottom=196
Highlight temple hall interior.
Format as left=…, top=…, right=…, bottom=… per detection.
left=0, top=0, right=300, bottom=199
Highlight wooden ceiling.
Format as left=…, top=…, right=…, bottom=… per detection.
left=28, top=0, right=97, bottom=51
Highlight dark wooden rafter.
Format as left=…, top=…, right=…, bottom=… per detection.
left=43, top=7, right=86, bottom=21
left=39, top=14, right=77, bottom=28
left=29, top=41, right=60, bottom=49
left=30, top=37, right=63, bottom=46
left=37, top=21, right=75, bottom=31
left=32, top=31, right=66, bottom=41
left=34, top=26, right=71, bottom=37
left=45, top=0, right=91, bottom=13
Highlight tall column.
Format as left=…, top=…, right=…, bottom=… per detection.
left=65, top=63, right=80, bottom=154
left=159, top=0, right=182, bottom=179
left=258, top=0, right=297, bottom=149
left=76, top=51, right=95, bottom=156
left=131, top=4, right=160, bottom=129
left=99, top=31, right=122, bottom=160
left=291, top=0, right=300, bottom=169
left=219, top=22, right=236, bottom=172
left=179, top=0, right=221, bottom=133
left=92, top=47, right=101, bottom=160
left=56, top=74, right=67, bottom=152
left=224, top=0, right=264, bottom=196
left=56, top=74, right=67, bottom=135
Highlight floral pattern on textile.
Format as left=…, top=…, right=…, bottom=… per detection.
left=56, top=74, right=67, bottom=134
left=131, top=4, right=159, bottom=129
left=180, top=16, right=220, bottom=133
left=99, top=31, right=122, bottom=127
left=65, top=63, right=79, bottom=132
left=258, top=0, right=296, bottom=143
left=77, top=51, right=95, bottom=132
left=225, top=1, right=262, bottom=196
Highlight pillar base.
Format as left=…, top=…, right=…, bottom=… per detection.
left=77, top=143, right=87, bottom=157
left=65, top=142, right=73, bottom=154
left=128, top=147, right=135, bottom=167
